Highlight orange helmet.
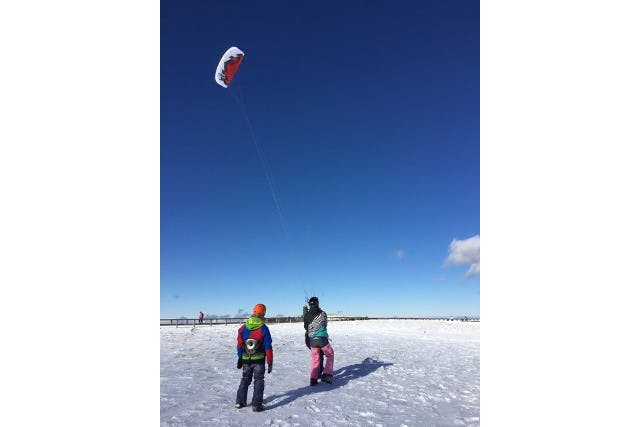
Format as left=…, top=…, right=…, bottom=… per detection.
left=253, top=303, right=266, bottom=317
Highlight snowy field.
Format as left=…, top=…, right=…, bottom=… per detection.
left=161, top=319, right=479, bottom=426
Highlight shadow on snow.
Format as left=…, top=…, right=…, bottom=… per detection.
left=264, top=357, right=393, bottom=409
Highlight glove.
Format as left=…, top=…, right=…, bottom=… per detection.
left=305, top=335, right=310, bottom=349
left=237, top=358, right=243, bottom=369
left=267, top=364, right=272, bottom=374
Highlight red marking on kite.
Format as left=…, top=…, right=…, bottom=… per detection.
left=222, top=54, right=244, bottom=85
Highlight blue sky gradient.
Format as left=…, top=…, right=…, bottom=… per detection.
left=161, top=0, right=479, bottom=318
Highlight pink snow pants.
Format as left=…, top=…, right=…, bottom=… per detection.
left=310, top=343, right=334, bottom=379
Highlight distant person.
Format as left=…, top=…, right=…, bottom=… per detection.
left=235, top=303, right=273, bottom=412
left=303, top=296, right=334, bottom=385
left=198, top=311, right=204, bottom=324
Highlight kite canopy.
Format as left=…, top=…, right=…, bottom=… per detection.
left=215, top=46, right=244, bottom=88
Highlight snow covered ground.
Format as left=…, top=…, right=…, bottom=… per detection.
left=161, top=319, right=479, bottom=426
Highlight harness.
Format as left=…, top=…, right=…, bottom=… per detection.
left=243, top=338, right=264, bottom=355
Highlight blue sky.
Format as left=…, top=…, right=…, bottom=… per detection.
left=161, top=0, right=479, bottom=318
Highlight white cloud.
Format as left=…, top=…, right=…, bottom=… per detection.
left=393, top=249, right=406, bottom=260
left=464, top=261, right=480, bottom=278
left=444, top=235, right=480, bottom=278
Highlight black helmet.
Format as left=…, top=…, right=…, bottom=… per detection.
left=308, top=296, right=319, bottom=306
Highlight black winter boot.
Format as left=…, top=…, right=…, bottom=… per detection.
left=321, top=373, right=333, bottom=384
left=310, top=378, right=319, bottom=386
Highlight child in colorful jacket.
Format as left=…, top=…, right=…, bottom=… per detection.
left=303, top=296, right=334, bottom=385
left=235, top=303, right=273, bottom=412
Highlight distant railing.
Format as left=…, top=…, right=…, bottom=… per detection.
left=367, top=316, right=479, bottom=322
left=160, top=315, right=478, bottom=326
left=160, top=316, right=308, bottom=326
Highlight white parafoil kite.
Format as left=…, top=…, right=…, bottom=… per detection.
left=215, top=46, right=244, bottom=88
